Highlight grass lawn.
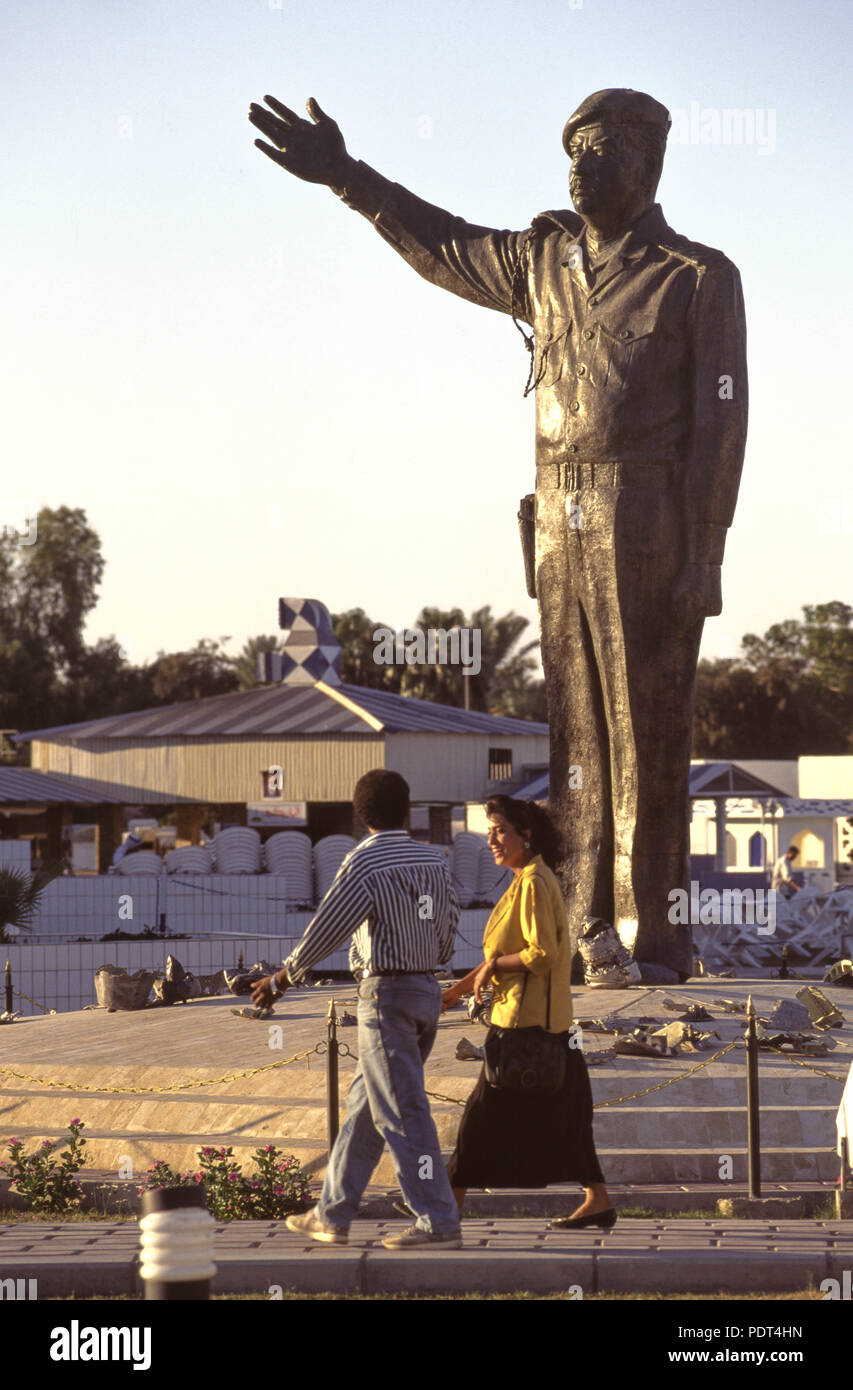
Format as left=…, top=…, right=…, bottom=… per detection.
left=46, top=1289, right=825, bottom=1300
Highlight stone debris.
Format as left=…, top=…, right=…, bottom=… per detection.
left=825, top=959, right=853, bottom=986
left=652, top=1021, right=721, bottom=1053
left=455, top=1037, right=484, bottom=1061
left=229, top=1005, right=272, bottom=1021
left=713, top=998, right=746, bottom=1014
left=823, top=959, right=853, bottom=987
left=755, top=1025, right=835, bottom=1054
left=678, top=1003, right=714, bottom=1023
left=762, top=999, right=813, bottom=1033
left=613, top=1027, right=668, bottom=1058
left=796, top=985, right=846, bottom=1029
left=337, top=1010, right=357, bottom=1027
left=222, top=961, right=278, bottom=997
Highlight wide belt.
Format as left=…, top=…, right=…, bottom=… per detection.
left=361, top=969, right=434, bottom=979
left=540, top=459, right=678, bottom=490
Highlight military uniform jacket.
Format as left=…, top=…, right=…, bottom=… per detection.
left=335, top=161, right=747, bottom=564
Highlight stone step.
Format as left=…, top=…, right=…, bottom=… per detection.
left=0, top=1113, right=839, bottom=1184
left=1, top=1084, right=836, bottom=1149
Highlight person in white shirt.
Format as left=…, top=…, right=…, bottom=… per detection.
left=771, top=846, right=801, bottom=899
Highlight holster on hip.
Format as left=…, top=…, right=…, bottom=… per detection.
left=518, top=493, right=536, bottom=599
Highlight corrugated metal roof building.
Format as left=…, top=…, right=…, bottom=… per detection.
left=17, top=680, right=547, bottom=807
left=8, top=599, right=549, bottom=868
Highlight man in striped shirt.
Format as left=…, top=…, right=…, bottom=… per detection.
left=252, top=769, right=462, bottom=1248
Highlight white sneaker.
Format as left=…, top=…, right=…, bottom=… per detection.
left=285, top=1209, right=348, bottom=1244
left=381, top=1224, right=463, bottom=1250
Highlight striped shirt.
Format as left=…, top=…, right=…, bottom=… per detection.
left=282, top=831, right=460, bottom=983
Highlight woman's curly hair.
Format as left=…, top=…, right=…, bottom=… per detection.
left=484, top=795, right=562, bottom=871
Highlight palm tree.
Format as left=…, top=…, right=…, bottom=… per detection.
left=233, top=635, right=281, bottom=690
left=399, top=605, right=540, bottom=714
left=0, top=866, right=59, bottom=943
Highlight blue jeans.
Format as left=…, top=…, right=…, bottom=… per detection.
left=316, top=973, right=461, bottom=1234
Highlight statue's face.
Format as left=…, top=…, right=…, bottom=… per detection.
left=568, top=122, right=648, bottom=221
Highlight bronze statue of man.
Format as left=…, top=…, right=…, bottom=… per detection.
left=249, top=89, right=747, bottom=975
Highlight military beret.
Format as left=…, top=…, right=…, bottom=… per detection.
left=562, top=88, right=671, bottom=154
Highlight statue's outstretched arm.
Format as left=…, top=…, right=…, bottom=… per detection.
left=249, top=95, right=531, bottom=323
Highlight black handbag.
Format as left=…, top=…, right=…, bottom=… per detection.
left=483, top=973, right=567, bottom=1095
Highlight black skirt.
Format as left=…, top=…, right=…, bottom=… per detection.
left=446, top=1029, right=606, bottom=1189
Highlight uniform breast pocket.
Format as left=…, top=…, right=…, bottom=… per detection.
left=597, top=314, right=656, bottom=391
left=535, top=318, right=572, bottom=387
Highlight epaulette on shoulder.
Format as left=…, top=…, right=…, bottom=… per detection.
left=530, top=208, right=584, bottom=238
left=656, top=229, right=731, bottom=274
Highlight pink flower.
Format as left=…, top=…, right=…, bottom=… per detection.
left=69, top=1118, right=82, bottom=1128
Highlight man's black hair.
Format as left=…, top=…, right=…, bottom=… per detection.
left=787, top=845, right=800, bottom=858
left=353, top=769, right=410, bottom=830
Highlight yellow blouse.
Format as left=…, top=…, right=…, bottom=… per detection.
left=483, top=855, right=574, bottom=1033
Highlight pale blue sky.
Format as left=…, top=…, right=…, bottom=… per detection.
left=2, top=0, right=851, bottom=669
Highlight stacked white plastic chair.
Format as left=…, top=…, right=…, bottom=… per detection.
left=476, top=839, right=512, bottom=904
left=212, top=827, right=262, bottom=875
left=451, top=832, right=483, bottom=908
left=165, top=846, right=214, bottom=875
left=313, top=835, right=357, bottom=902
left=264, top=831, right=314, bottom=905
left=116, top=851, right=164, bottom=875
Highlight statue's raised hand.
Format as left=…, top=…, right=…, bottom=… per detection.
left=249, top=96, right=348, bottom=186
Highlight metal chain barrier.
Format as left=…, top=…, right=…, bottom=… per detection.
left=15, top=991, right=57, bottom=1015
left=760, top=1045, right=847, bottom=1084
left=593, top=1039, right=740, bottom=1108
left=0, top=1045, right=321, bottom=1095
left=425, top=1038, right=741, bottom=1110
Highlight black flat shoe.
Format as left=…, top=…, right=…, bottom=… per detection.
left=548, top=1208, right=617, bottom=1230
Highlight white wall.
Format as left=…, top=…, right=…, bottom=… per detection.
left=798, top=757, right=853, bottom=799
left=7, top=902, right=489, bottom=1014
left=0, top=842, right=32, bottom=871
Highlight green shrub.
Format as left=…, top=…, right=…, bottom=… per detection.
left=139, top=1144, right=311, bottom=1220
left=0, top=1120, right=87, bottom=1212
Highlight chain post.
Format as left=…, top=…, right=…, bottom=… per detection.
left=745, top=993, right=761, bottom=1199
left=327, top=997, right=340, bottom=1150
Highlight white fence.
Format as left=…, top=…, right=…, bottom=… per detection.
left=22, top=874, right=293, bottom=938
left=6, top=910, right=489, bottom=1016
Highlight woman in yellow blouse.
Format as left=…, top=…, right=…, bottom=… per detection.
left=442, top=795, right=614, bottom=1229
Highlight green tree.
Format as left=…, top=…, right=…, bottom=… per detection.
left=332, top=608, right=401, bottom=692
left=233, top=635, right=281, bottom=690
left=693, top=602, right=853, bottom=757
left=398, top=605, right=540, bottom=715
left=147, top=639, right=239, bottom=705
left=0, top=507, right=105, bottom=730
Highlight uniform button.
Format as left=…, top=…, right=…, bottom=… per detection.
left=620, top=329, right=632, bottom=339
left=570, top=400, right=580, bottom=412
left=583, top=328, right=594, bottom=340
left=577, top=364, right=586, bottom=376
left=589, top=296, right=599, bottom=305
left=567, top=444, right=578, bottom=454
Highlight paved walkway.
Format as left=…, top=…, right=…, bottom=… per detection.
left=2, top=1217, right=851, bottom=1296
